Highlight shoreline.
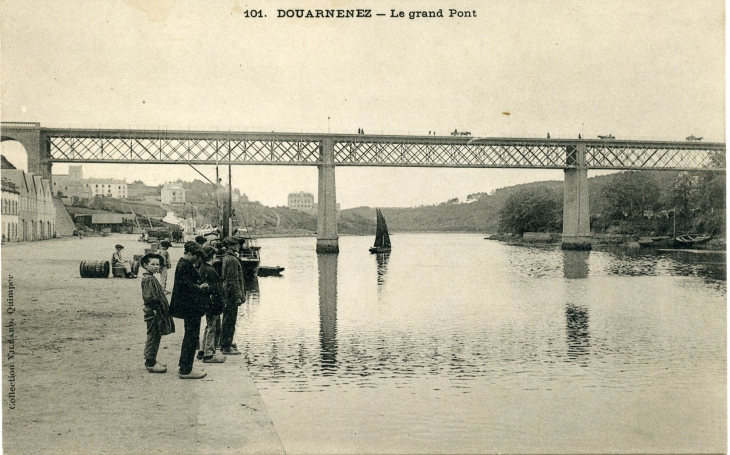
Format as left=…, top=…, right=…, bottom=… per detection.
left=1, top=234, right=285, bottom=454
left=484, top=233, right=727, bottom=251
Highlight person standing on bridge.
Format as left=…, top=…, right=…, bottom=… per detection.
left=220, top=236, right=245, bottom=355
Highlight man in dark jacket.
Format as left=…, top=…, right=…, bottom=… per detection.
left=197, top=246, right=226, bottom=363
left=220, top=236, right=245, bottom=355
left=169, top=241, right=209, bottom=379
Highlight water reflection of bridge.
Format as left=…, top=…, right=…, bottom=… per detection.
left=2, top=122, right=724, bottom=252
left=563, top=250, right=591, bottom=365
left=318, top=254, right=338, bottom=373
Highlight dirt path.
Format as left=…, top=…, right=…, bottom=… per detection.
left=1, top=235, right=284, bottom=454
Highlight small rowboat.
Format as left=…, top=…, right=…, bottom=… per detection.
left=257, top=266, right=284, bottom=277
left=674, top=234, right=712, bottom=248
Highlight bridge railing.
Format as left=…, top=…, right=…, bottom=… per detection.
left=1, top=122, right=41, bottom=128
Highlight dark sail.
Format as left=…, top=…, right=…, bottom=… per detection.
left=373, top=209, right=391, bottom=249
left=380, top=210, right=391, bottom=248
left=373, top=209, right=383, bottom=247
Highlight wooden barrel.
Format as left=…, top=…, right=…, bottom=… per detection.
left=132, top=254, right=142, bottom=275
left=112, top=265, right=126, bottom=278
left=79, top=260, right=110, bottom=278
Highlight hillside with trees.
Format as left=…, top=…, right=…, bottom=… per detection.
left=64, top=170, right=724, bottom=238
left=344, top=169, right=725, bottom=238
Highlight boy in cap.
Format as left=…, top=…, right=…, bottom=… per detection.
left=158, top=240, right=172, bottom=294
left=196, top=245, right=226, bottom=363
left=169, top=241, right=210, bottom=379
left=139, top=252, right=175, bottom=373
left=112, top=244, right=136, bottom=278
left=220, top=236, right=245, bottom=355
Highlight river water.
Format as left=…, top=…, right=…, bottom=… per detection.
left=238, top=233, right=726, bottom=454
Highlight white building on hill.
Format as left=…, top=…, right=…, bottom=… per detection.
left=161, top=182, right=186, bottom=205
left=288, top=191, right=315, bottom=213
left=53, top=165, right=127, bottom=199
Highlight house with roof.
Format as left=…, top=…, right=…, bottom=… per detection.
left=2, top=178, right=19, bottom=241
left=2, top=169, right=56, bottom=241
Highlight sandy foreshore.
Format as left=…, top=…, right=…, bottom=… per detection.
left=1, top=234, right=284, bottom=454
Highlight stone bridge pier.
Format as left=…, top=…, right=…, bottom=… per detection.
left=316, top=138, right=339, bottom=254
left=562, top=143, right=591, bottom=250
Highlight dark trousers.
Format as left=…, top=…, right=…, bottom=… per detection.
left=220, top=304, right=238, bottom=349
left=178, top=316, right=202, bottom=374
left=201, top=312, right=222, bottom=357
left=143, top=307, right=161, bottom=361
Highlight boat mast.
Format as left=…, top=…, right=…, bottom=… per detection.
left=227, top=149, right=233, bottom=237
left=215, top=162, right=221, bottom=231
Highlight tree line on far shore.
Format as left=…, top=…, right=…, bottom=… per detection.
left=495, top=170, right=725, bottom=237
left=65, top=169, right=725, bottom=238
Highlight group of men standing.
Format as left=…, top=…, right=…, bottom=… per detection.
left=142, top=236, right=247, bottom=379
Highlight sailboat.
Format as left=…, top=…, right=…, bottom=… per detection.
left=369, top=208, right=392, bottom=254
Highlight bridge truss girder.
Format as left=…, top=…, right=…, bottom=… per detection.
left=39, top=129, right=726, bottom=170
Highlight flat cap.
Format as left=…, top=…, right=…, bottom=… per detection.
left=184, top=241, right=203, bottom=254
left=200, top=245, right=216, bottom=261
left=222, top=236, right=239, bottom=246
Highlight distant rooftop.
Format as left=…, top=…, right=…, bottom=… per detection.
left=1, top=155, right=17, bottom=170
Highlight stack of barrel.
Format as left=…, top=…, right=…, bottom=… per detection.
left=80, top=258, right=140, bottom=278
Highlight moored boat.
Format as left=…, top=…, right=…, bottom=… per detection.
left=238, top=236, right=261, bottom=276
left=258, top=266, right=284, bottom=277
left=674, top=234, right=712, bottom=248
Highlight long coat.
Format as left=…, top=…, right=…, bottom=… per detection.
left=199, top=262, right=224, bottom=315
left=221, top=252, right=245, bottom=307
left=169, top=257, right=207, bottom=319
left=140, top=273, right=175, bottom=335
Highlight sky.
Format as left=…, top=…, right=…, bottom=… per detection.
left=1, top=0, right=725, bottom=208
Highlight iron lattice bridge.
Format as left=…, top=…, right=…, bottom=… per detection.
left=45, top=128, right=725, bottom=170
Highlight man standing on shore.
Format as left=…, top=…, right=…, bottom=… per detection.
left=220, top=236, right=245, bottom=355
left=169, top=241, right=209, bottom=379
left=196, top=246, right=226, bottom=363
left=158, top=240, right=172, bottom=294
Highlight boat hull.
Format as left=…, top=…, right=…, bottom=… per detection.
left=369, top=247, right=391, bottom=254
left=674, top=235, right=712, bottom=249
left=239, top=257, right=260, bottom=276
left=258, top=266, right=284, bottom=277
